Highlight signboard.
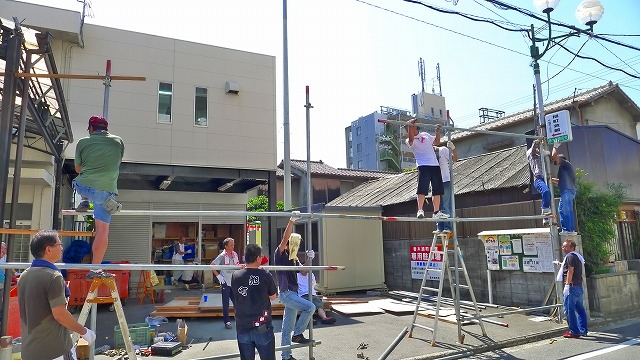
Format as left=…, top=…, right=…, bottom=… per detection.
left=545, top=110, right=573, bottom=144
left=481, top=232, right=554, bottom=273
left=410, top=245, right=443, bottom=280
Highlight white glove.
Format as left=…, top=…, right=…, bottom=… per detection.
left=541, top=149, right=550, bottom=156
left=447, top=141, right=455, bottom=150
left=216, top=274, right=226, bottom=285
left=290, top=211, right=301, bottom=222
left=81, top=327, right=96, bottom=344
left=306, top=249, right=315, bottom=260
left=563, top=285, right=570, bottom=297
left=553, top=141, right=561, bottom=149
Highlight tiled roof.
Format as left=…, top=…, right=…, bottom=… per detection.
left=276, top=159, right=395, bottom=179
left=451, top=82, right=632, bottom=141
left=327, top=145, right=529, bottom=207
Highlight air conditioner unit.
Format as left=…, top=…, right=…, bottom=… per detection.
left=225, top=81, right=240, bottom=94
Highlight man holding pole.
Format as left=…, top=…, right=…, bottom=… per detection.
left=74, top=115, right=124, bottom=275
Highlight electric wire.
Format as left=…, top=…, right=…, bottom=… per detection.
left=543, top=38, right=590, bottom=86
left=473, top=0, right=530, bottom=47
left=593, top=38, right=640, bottom=77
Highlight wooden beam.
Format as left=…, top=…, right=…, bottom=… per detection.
left=0, top=73, right=146, bottom=81
left=0, top=228, right=94, bottom=237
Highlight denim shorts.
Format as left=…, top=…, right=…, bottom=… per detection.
left=73, top=179, right=114, bottom=224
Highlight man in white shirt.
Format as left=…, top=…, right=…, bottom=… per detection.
left=171, top=236, right=188, bottom=285
left=406, top=120, right=449, bottom=219
left=297, top=269, right=336, bottom=325
left=434, top=142, right=458, bottom=233
left=212, top=237, right=240, bottom=329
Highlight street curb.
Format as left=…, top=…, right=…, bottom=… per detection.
left=400, top=314, right=635, bottom=360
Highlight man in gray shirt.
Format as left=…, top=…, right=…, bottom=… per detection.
left=212, top=237, right=240, bottom=329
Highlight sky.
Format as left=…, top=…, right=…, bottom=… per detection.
left=16, top=0, right=640, bottom=168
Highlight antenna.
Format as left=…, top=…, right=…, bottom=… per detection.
left=436, top=63, right=442, bottom=96
left=418, top=58, right=426, bottom=94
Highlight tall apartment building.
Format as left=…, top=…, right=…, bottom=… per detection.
left=345, top=91, right=447, bottom=172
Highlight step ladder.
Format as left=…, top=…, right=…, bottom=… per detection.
left=407, top=231, right=487, bottom=346
left=71, top=276, right=136, bottom=359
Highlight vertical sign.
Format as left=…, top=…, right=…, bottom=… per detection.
left=410, top=245, right=443, bottom=280
left=545, top=110, right=572, bottom=143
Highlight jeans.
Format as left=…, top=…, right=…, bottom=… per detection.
left=437, top=181, right=452, bottom=232
left=559, top=189, right=576, bottom=232
left=237, top=327, right=276, bottom=360
left=563, top=285, right=588, bottom=335
left=73, top=179, right=115, bottom=223
left=221, top=283, right=235, bottom=323
left=279, top=290, right=315, bottom=359
left=534, top=176, right=551, bottom=210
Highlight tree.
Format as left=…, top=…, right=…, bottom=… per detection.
left=247, top=195, right=284, bottom=222
left=574, top=169, right=626, bottom=276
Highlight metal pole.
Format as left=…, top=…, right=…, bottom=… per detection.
left=282, top=0, right=292, bottom=210
left=0, top=29, right=21, bottom=336
left=378, top=118, right=543, bottom=140
left=487, top=270, right=493, bottom=304
left=531, top=24, right=563, bottom=323
left=304, top=85, right=314, bottom=359
left=0, top=262, right=345, bottom=271
left=103, top=60, right=111, bottom=119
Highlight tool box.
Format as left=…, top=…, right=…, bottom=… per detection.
left=151, top=341, right=182, bottom=356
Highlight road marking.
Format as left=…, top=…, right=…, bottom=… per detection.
left=566, top=337, right=640, bottom=360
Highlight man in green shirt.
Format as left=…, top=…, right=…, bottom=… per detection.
left=73, top=115, right=124, bottom=275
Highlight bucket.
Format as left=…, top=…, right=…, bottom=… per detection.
left=7, top=287, right=20, bottom=339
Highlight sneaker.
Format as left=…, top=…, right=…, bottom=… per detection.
left=542, top=208, right=552, bottom=215
left=542, top=218, right=550, bottom=226
left=432, top=230, right=441, bottom=234
left=580, top=331, right=588, bottom=336
left=320, top=317, right=336, bottom=325
left=76, top=200, right=90, bottom=212
left=434, top=212, right=450, bottom=219
left=291, top=334, right=311, bottom=344
left=417, top=210, right=425, bottom=219
left=563, top=332, right=580, bottom=338
left=225, top=322, right=232, bottom=329
left=184, top=284, right=190, bottom=291
left=85, top=269, right=115, bottom=279
left=442, top=229, right=452, bottom=234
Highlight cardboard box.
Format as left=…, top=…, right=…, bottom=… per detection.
left=76, top=338, right=89, bottom=360
left=187, top=225, right=196, bottom=239
left=204, top=245, right=219, bottom=259
left=203, top=230, right=215, bottom=239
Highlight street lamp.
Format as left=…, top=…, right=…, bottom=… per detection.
left=528, top=0, right=603, bottom=323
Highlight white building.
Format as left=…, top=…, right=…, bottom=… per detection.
left=2, top=1, right=277, bottom=271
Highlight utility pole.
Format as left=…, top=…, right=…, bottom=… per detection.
left=282, top=0, right=292, bottom=210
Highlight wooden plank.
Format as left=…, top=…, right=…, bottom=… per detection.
left=0, top=228, right=94, bottom=237
left=331, top=302, right=385, bottom=316
left=368, top=299, right=417, bottom=314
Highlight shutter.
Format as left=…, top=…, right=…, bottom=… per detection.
left=107, top=201, right=151, bottom=293
left=200, top=203, right=245, bottom=224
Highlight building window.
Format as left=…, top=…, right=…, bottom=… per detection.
left=357, top=143, right=362, bottom=153
left=439, top=109, right=443, bottom=117
left=431, top=107, right=435, bottom=115
left=356, top=126, right=361, bottom=136
left=357, top=160, right=363, bottom=169
left=349, top=147, right=353, bottom=157
left=157, top=82, right=173, bottom=124
left=194, top=87, right=208, bottom=127
left=349, top=131, right=352, bottom=141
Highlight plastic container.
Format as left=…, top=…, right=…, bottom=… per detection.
left=7, top=287, right=20, bottom=339
left=113, top=322, right=150, bottom=348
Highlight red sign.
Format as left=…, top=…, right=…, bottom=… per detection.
left=410, top=245, right=443, bottom=262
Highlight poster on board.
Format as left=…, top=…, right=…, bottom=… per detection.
left=498, top=235, right=512, bottom=255
left=523, top=235, right=538, bottom=255
left=501, top=255, right=520, bottom=270
left=523, top=257, right=542, bottom=272
left=512, top=238, right=523, bottom=253
left=486, top=248, right=500, bottom=270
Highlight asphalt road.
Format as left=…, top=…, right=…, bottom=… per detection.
left=465, top=318, right=640, bottom=360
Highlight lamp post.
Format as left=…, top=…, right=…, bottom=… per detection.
left=529, top=0, right=604, bottom=322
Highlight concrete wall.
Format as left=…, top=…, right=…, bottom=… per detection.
left=587, top=271, right=640, bottom=317
left=383, top=237, right=556, bottom=306
left=53, top=24, right=276, bottom=171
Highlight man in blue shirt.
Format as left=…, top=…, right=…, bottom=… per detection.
left=552, top=144, right=577, bottom=235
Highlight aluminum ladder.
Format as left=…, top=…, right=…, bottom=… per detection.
left=407, top=231, right=487, bottom=346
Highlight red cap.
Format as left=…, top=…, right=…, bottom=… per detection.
left=88, top=115, right=108, bottom=128
left=261, top=256, right=269, bottom=265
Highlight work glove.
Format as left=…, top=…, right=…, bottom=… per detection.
left=306, top=249, right=315, bottom=260
left=81, top=327, right=96, bottom=344
left=553, top=141, right=561, bottom=148
left=447, top=141, right=455, bottom=150
left=563, top=285, right=570, bottom=297
left=216, top=274, right=226, bottom=285
left=290, top=211, right=301, bottom=222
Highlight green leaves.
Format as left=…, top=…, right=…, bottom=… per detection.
left=247, top=195, right=284, bottom=222
left=575, top=168, right=627, bottom=276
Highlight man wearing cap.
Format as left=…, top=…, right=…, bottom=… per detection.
left=74, top=115, right=124, bottom=274
left=552, top=144, right=577, bottom=235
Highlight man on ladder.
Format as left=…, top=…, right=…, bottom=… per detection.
left=73, top=115, right=125, bottom=275
left=18, top=230, right=96, bottom=360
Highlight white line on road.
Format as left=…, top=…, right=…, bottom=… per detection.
left=566, top=337, right=640, bottom=360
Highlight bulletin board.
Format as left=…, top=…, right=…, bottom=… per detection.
left=479, top=230, right=555, bottom=273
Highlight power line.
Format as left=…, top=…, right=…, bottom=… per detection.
left=593, top=39, right=640, bottom=77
